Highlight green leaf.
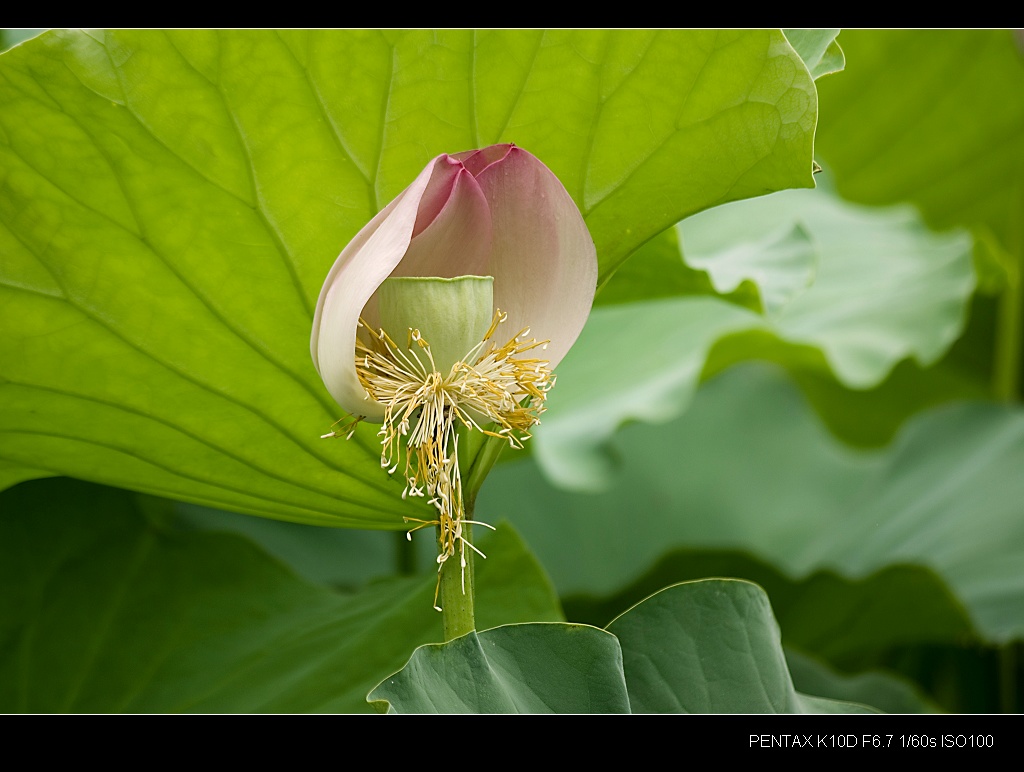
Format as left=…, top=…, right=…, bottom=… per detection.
left=601, top=213, right=819, bottom=315
left=370, top=578, right=871, bottom=713
left=539, top=189, right=974, bottom=489
left=684, top=220, right=817, bottom=317
left=0, top=29, right=817, bottom=525
left=176, top=500, right=558, bottom=601
left=0, top=460, right=52, bottom=492
left=0, top=478, right=561, bottom=712
left=606, top=580, right=874, bottom=713
left=783, top=29, right=845, bottom=80
left=815, top=30, right=1024, bottom=246
left=563, top=550, right=974, bottom=666
left=592, top=226, right=703, bottom=306
left=484, top=364, right=1024, bottom=645
left=785, top=649, right=940, bottom=714
left=368, top=624, right=629, bottom=713
left=533, top=297, right=756, bottom=488
left=686, top=188, right=974, bottom=385
left=784, top=356, right=991, bottom=448
left=173, top=501, right=402, bottom=588
left=814, top=30, right=1024, bottom=405
left=0, top=29, right=44, bottom=52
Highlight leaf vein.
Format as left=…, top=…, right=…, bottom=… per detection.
left=1, top=378, right=394, bottom=512
left=0, top=231, right=391, bottom=496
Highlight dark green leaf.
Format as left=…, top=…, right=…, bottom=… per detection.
left=785, top=649, right=940, bottom=714
left=368, top=624, right=629, bottom=713
left=607, top=580, right=874, bottom=713
left=564, top=549, right=974, bottom=665
left=0, top=478, right=561, bottom=712
left=370, top=578, right=872, bottom=713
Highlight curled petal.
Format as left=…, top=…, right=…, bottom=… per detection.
left=472, top=145, right=597, bottom=370
left=387, top=168, right=491, bottom=281
left=311, top=156, right=477, bottom=420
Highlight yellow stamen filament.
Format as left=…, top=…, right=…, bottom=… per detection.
left=322, top=310, right=554, bottom=610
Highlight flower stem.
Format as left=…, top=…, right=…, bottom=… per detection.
left=438, top=520, right=475, bottom=641
left=463, top=432, right=507, bottom=513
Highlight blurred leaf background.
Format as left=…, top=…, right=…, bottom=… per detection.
left=1, top=29, right=1022, bottom=713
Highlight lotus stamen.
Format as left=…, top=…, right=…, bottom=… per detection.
left=328, top=310, right=552, bottom=598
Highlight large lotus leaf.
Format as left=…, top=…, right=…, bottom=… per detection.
left=370, top=579, right=871, bottom=713
left=606, top=580, right=873, bottom=713
left=0, top=29, right=817, bottom=525
left=537, top=188, right=973, bottom=489
left=785, top=356, right=991, bottom=448
left=173, top=502, right=552, bottom=602
left=815, top=29, right=1024, bottom=245
left=368, top=624, right=630, bottom=713
left=0, top=478, right=561, bottom=713
left=816, top=30, right=1024, bottom=404
left=173, top=501, right=403, bottom=588
left=684, top=220, right=817, bottom=317
left=685, top=185, right=974, bottom=386
left=596, top=208, right=818, bottom=314
left=482, top=363, right=1024, bottom=644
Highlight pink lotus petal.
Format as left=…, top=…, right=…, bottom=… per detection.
left=389, top=168, right=491, bottom=281
left=311, top=144, right=597, bottom=421
left=311, top=156, right=465, bottom=420
left=474, top=146, right=597, bottom=370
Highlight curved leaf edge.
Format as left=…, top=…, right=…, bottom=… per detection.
left=369, top=578, right=882, bottom=714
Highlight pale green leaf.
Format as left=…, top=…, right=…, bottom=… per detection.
left=682, top=220, right=816, bottom=317
left=686, top=187, right=974, bottom=385
left=815, top=29, right=1024, bottom=405
left=0, top=29, right=44, bottom=52
left=538, top=189, right=973, bottom=489
left=484, top=364, right=1024, bottom=644
left=783, top=29, right=845, bottom=80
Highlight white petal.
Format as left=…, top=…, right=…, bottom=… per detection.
left=311, top=155, right=464, bottom=420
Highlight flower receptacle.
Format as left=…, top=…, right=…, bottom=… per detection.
left=377, top=275, right=495, bottom=376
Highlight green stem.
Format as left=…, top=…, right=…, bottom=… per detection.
left=439, top=520, right=475, bottom=641
left=436, top=424, right=502, bottom=640
left=463, top=432, right=507, bottom=512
